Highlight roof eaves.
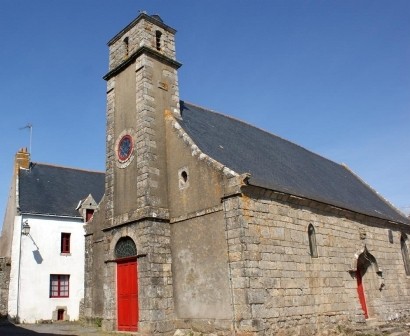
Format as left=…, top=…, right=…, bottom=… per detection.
left=21, top=212, right=83, bottom=220
left=246, top=177, right=410, bottom=225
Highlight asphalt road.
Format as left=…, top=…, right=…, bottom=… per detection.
left=0, top=320, right=110, bottom=336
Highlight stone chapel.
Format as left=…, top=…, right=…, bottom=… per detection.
left=83, top=12, right=410, bottom=335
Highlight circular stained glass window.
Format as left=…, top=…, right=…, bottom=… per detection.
left=117, top=134, right=133, bottom=162
left=115, top=237, right=137, bottom=259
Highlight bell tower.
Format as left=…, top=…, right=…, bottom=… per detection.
left=101, top=13, right=181, bottom=332
left=104, top=12, right=181, bottom=222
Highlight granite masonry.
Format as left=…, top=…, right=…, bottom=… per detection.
left=83, top=12, right=410, bottom=335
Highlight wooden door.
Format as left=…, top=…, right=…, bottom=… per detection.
left=356, top=270, right=368, bottom=318
left=117, top=259, right=138, bottom=331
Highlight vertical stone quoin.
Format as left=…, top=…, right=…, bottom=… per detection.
left=105, top=77, right=116, bottom=225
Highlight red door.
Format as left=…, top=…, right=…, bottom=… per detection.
left=117, top=259, right=138, bottom=331
left=356, top=270, right=368, bottom=318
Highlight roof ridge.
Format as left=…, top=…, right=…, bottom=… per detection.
left=30, top=162, right=105, bottom=174
left=181, top=100, right=344, bottom=169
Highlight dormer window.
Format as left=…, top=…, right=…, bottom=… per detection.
left=155, top=30, right=162, bottom=51
left=77, top=194, right=98, bottom=223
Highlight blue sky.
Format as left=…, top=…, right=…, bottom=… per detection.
left=0, top=1, right=409, bottom=229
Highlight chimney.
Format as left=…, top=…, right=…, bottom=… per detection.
left=15, top=147, right=30, bottom=174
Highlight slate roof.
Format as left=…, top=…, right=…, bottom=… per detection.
left=19, top=163, right=105, bottom=218
left=179, top=101, right=409, bottom=225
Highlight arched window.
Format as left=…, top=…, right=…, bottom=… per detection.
left=115, top=236, right=137, bottom=259
left=123, top=36, right=129, bottom=57
left=308, top=224, right=318, bottom=258
left=155, top=30, right=162, bottom=51
left=401, top=234, right=410, bottom=276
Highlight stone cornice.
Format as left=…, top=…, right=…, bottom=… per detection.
left=103, top=46, right=182, bottom=81
left=102, top=206, right=170, bottom=231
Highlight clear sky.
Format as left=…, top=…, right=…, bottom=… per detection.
left=0, top=1, right=409, bottom=230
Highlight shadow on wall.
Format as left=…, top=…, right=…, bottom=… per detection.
left=32, top=250, right=43, bottom=264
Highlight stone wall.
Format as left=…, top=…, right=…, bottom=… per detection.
left=107, top=13, right=176, bottom=72
left=223, top=185, right=410, bottom=335
left=99, top=219, right=174, bottom=334
left=0, top=257, right=11, bottom=317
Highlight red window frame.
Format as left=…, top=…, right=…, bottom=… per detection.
left=61, top=233, right=71, bottom=253
left=50, top=274, right=70, bottom=298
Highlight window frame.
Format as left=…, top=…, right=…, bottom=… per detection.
left=50, top=274, right=70, bottom=298
left=61, top=232, right=71, bottom=254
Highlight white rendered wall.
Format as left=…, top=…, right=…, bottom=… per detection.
left=16, top=215, right=85, bottom=323
left=7, top=215, right=22, bottom=319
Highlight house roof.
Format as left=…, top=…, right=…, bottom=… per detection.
left=179, top=101, right=409, bottom=225
left=19, top=163, right=105, bottom=218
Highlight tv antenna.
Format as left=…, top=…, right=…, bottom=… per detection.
left=19, top=123, right=33, bottom=155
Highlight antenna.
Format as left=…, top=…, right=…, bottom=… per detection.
left=19, top=123, right=33, bottom=155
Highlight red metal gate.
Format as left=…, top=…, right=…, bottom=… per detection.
left=356, top=270, right=368, bottom=318
left=117, top=259, right=138, bottom=331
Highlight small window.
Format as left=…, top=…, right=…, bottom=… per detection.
left=50, top=274, right=70, bottom=298
left=308, top=224, right=318, bottom=258
left=86, top=209, right=94, bottom=222
left=123, top=36, right=129, bottom=57
left=155, top=30, right=162, bottom=51
left=178, top=167, right=189, bottom=190
left=388, top=229, right=394, bottom=244
left=401, top=234, right=410, bottom=276
left=61, top=233, right=71, bottom=254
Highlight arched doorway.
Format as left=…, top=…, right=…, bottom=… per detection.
left=115, top=236, right=138, bottom=331
left=356, top=264, right=368, bottom=319
left=354, top=247, right=382, bottom=319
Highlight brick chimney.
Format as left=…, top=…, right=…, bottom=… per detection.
left=14, top=147, right=30, bottom=174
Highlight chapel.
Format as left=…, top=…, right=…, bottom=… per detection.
left=83, top=13, right=410, bottom=335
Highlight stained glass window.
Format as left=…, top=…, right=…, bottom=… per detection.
left=115, top=237, right=137, bottom=259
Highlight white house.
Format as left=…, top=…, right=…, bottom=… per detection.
left=0, top=148, right=104, bottom=323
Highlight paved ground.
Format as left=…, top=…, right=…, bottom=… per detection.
left=0, top=320, right=112, bottom=336
left=1, top=319, right=410, bottom=336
